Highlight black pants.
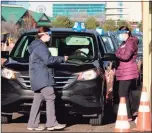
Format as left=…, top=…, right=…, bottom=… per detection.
left=118, top=79, right=139, bottom=118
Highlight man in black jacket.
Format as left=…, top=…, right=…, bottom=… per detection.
left=27, top=27, right=68, bottom=131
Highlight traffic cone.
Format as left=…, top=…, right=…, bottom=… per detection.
left=114, top=97, right=131, bottom=132
left=133, top=86, right=152, bottom=131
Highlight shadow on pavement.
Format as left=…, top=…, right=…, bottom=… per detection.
left=103, top=101, right=116, bottom=125
left=11, top=104, right=116, bottom=126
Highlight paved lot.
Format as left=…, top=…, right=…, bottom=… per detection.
left=2, top=113, right=138, bottom=132
left=2, top=89, right=142, bottom=132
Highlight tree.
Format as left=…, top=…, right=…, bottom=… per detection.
left=1, top=14, right=35, bottom=43
left=23, top=11, right=36, bottom=30
left=116, top=20, right=132, bottom=30
left=52, top=16, right=72, bottom=28
left=85, top=17, right=97, bottom=29
left=1, top=21, right=20, bottom=42
left=102, top=19, right=117, bottom=31
left=69, top=20, right=75, bottom=28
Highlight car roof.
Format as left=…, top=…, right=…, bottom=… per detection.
left=131, top=32, right=143, bottom=36
left=101, top=31, right=116, bottom=37
left=24, top=28, right=99, bottom=35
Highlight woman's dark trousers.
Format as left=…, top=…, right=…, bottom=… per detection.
left=118, top=79, right=139, bottom=119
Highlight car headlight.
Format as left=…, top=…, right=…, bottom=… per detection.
left=1, top=68, right=18, bottom=79
left=77, top=69, right=99, bottom=80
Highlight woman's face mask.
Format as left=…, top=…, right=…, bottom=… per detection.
left=118, top=34, right=126, bottom=42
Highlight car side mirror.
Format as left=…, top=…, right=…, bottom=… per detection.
left=101, top=53, right=119, bottom=69
left=1, top=51, right=9, bottom=59
left=102, top=53, right=117, bottom=61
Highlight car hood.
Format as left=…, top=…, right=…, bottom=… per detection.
left=3, top=58, right=97, bottom=72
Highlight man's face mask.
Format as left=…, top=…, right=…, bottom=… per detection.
left=46, top=38, right=52, bottom=47
left=45, top=31, right=52, bottom=42
left=46, top=36, right=51, bottom=42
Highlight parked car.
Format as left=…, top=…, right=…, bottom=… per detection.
left=132, top=32, right=143, bottom=56
left=1, top=24, right=117, bottom=125
left=132, top=32, right=143, bottom=86
left=100, top=31, right=119, bottom=53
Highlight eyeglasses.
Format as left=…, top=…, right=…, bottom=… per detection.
left=38, top=31, right=52, bottom=36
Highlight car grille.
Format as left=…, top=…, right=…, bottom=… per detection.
left=17, top=73, right=77, bottom=90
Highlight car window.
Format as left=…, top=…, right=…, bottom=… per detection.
left=110, top=34, right=119, bottom=49
left=97, top=35, right=105, bottom=57
left=102, top=36, right=115, bottom=53
left=65, top=36, right=92, bottom=45
left=48, top=33, right=96, bottom=62
left=12, top=35, right=35, bottom=60
left=116, top=35, right=122, bottom=46
left=10, top=32, right=96, bottom=62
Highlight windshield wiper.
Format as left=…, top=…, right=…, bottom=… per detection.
left=65, top=60, right=82, bottom=64
left=68, top=55, right=92, bottom=60
left=65, top=56, right=93, bottom=64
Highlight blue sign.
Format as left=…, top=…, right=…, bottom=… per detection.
left=72, top=22, right=86, bottom=32
left=133, top=28, right=140, bottom=33
left=96, top=28, right=104, bottom=35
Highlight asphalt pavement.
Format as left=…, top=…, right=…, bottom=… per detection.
left=2, top=104, right=138, bottom=132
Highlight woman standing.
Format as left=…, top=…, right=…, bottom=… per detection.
left=27, top=27, right=68, bottom=131
left=115, top=26, right=139, bottom=121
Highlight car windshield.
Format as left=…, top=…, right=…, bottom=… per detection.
left=102, top=36, right=115, bottom=53
left=10, top=32, right=96, bottom=63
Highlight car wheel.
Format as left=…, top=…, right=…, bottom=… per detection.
left=89, top=113, right=103, bottom=125
left=1, top=115, right=12, bottom=124
left=89, top=79, right=105, bottom=126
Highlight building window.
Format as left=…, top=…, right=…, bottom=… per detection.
left=118, top=9, right=123, bottom=13
left=53, top=4, right=105, bottom=18
left=118, top=1, right=123, bottom=6
left=119, top=15, right=123, bottom=19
